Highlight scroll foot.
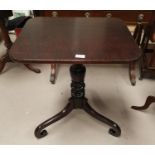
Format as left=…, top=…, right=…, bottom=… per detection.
left=83, top=102, right=121, bottom=137
left=109, top=123, right=121, bottom=137
left=34, top=102, right=73, bottom=138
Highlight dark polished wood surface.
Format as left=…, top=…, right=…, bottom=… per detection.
left=10, top=17, right=141, bottom=64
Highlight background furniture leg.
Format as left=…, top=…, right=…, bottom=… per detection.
left=0, top=53, right=10, bottom=73
left=0, top=18, right=12, bottom=73
left=0, top=18, right=12, bottom=49
left=129, top=62, right=136, bottom=86
left=131, top=96, right=155, bottom=110
left=0, top=55, right=7, bottom=73
left=24, top=64, right=41, bottom=73
left=50, top=64, right=56, bottom=84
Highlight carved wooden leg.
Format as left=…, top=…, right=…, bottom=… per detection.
left=84, top=102, right=121, bottom=137
left=24, top=64, right=41, bottom=73
left=129, top=62, right=136, bottom=86
left=50, top=64, right=56, bottom=84
left=0, top=18, right=12, bottom=73
left=0, top=18, right=12, bottom=49
left=131, top=96, right=155, bottom=110
left=34, top=102, right=73, bottom=138
left=0, top=53, right=10, bottom=73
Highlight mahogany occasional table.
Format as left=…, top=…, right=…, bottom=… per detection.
left=9, top=17, right=141, bottom=138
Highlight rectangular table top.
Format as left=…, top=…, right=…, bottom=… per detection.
left=10, top=17, right=141, bottom=64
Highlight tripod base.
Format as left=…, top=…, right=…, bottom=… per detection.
left=35, top=64, right=121, bottom=139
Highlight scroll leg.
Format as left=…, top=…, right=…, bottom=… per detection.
left=50, top=64, right=56, bottom=84
left=83, top=102, right=121, bottom=137
left=24, top=64, right=41, bottom=73
left=34, top=102, right=73, bottom=138
left=131, top=96, right=155, bottom=110
left=129, top=62, right=136, bottom=86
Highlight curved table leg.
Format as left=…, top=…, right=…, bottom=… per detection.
left=83, top=102, right=121, bottom=137
left=24, top=64, right=41, bottom=73
left=34, top=102, right=73, bottom=138
left=129, top=62, right=136, bottom=86
left=50, top=64, right=56, bottom=84
left=131, top=96, right=155, bottom=110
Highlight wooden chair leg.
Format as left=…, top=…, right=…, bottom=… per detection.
left=0, top=53, right=10, bottom=73
left=0, top=55, right=7, bottom=73
left=139, top=58, right=143, bottom=80
left=0, top=18, right=12, bottom=49
left=129, top=62, right=136, bottom=86
left=24, top=64, right=41, bottom=73
left=131, top=96, right=155, bottom=110
left=0, top=18, right=12, bottom=73
left=50, top=64, right=56, bottom=84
